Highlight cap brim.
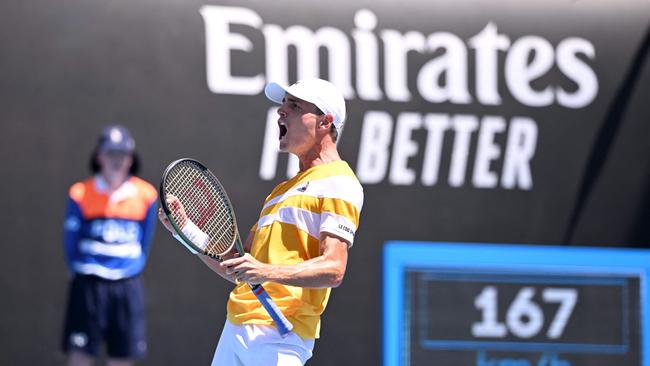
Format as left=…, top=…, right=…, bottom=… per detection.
left=264, top=82, right=288, bottom=104
left=100, top=144, right=134, bottom=153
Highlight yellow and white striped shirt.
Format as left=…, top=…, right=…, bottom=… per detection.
left=226, top=161, right=363, bottom=339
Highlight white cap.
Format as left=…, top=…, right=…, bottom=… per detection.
left=264, top=78, right=347, bottom=130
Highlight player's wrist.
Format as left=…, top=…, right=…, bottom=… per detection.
left=180, top=221, right=209, bottom=251
left=260, top=263, right=282, bottom=283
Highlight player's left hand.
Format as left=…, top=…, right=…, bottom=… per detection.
left=221, top=254, right=270, bottom=285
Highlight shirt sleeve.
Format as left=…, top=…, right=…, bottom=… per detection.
left=319, top=194, right=363, bottom=247
left=63, top=197, right=83, bottom=272
left=139, top=200, right=158, bottom=255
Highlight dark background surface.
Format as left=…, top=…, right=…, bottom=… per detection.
left=1, top=0, right=649, bottom=364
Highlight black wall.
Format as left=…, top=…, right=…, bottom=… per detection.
left=1, top=0, right=649, bottom=365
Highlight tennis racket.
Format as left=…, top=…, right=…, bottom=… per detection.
left=159, top=158, right=293, bottom=336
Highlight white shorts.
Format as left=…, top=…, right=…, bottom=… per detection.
left=211, top=320, right=315, bottom=366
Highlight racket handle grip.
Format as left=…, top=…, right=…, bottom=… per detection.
left=251, top=284, right=294, bottom=337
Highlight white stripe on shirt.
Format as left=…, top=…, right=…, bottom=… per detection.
left=258, top=207, right=321, bottom=239
left=257, top=207, right=357, bottom=246
left=79, top=239, right=142, bottom=258
left=72, top=262, right=130, bottom=280
left=262, top=175, right=363, bottom=212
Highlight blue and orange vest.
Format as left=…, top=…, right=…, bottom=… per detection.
left=63, top=175, right=158, bottom=280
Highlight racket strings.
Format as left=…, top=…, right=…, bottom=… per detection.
left=169, top=166, right=233, bottom=254
left=164, top=161, right=237, bottom=256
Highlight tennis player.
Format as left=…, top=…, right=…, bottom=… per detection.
left=62, top=125, right=158, bottom=366
left=158, top=78, right=364, bottom=365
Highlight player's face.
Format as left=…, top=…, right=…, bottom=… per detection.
left=276, top=94, right=323, bottom=155
left=98, top=150, right=133, bottom=176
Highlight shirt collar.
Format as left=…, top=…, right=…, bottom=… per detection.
left=94, top=175, right=137, bottom=202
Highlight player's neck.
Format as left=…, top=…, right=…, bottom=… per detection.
left=100, top=171, right=130, bottom=191
left=297, top=142, right=341, bottom=172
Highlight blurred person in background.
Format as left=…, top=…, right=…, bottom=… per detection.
left=61, top=125, right=158, bottom=366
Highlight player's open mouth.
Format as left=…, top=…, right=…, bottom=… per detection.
left=279, top=123, right=287, bottom=140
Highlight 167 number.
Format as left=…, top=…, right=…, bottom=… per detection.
left=471, top=286, right=578, bottom=339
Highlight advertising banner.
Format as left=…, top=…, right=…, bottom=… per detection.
left=1, top=1, right=649, bottom=365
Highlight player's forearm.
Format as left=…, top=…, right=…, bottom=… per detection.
left=266, top=256, right=346, bottom=288
left=222, top=234, right=349, bottom=288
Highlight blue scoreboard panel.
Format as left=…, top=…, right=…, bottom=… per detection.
left=383, top=242, right=650, bottom=366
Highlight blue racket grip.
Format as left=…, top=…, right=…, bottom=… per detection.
left=251, top=284, right=294, bottom=337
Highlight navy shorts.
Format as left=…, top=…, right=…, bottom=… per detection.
left=61, top=274, right=147, bottom=359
